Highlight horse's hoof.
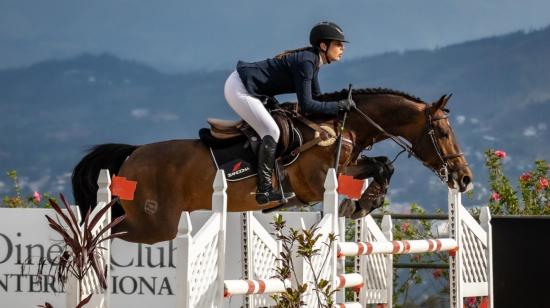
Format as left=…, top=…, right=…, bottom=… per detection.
left=338, top=198, right=355, bottom=218
left=350, top=208, right=369, bottom=220
left=357, top=195, right=385, bottom=215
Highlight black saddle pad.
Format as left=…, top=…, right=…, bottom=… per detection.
left=200, top=128, right=302, bottom=182
left=210, top=139, right=258, bottom=181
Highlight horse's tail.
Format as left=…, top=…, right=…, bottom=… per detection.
left=72, top=143, right=138, bottom=219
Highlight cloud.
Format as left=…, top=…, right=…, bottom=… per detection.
left=153, top=112, right=179, bottom=122
left=53, top=172, right=72, bottom=192
left=130, top=108, right=179, bottom=122
left=45, top=125, right=89, bottom=142
left=0, top=151, right=10, bottom=159
left=474, top=151, right=485, bottom=161
left=130, top=108, right=150, bottom=118
left=18, top=174, right=51, bottom=193
left=387, top=201, right=412, bottom=213
left=456, top=115, right=466, bottom=125
left=523, top=126, right=537, bottom=137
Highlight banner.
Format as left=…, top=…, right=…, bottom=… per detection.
left=0, top=207, right=320, bottom=307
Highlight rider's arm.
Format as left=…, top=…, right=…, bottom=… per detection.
left=293, top=60, right=339, bottom=115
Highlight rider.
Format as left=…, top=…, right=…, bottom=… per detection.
left=224, top=21, right=356, bottom=204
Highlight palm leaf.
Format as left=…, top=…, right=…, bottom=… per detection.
left=43, top=193, right=126, bottom=304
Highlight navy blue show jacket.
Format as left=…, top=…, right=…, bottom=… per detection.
left=236, top=48, right=339, bottom=116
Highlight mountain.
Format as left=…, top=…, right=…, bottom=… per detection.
left=1, top=27, right=549, bottom=210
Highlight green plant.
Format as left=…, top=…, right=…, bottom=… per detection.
left=2, top=170, right=55, bottom=208
left=271, top=215, right=338, bottom=308
left=485, top=149, right=549, bottom=215
left=38, top=194, right=126, bottom=308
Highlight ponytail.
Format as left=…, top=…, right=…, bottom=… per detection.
left=274, top=46, right=318, bottom=59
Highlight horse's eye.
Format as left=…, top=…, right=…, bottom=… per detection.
left=439, top=128, right=450, bottom=138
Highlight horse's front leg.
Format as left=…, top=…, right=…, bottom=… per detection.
left=339, top=156, right=394, bottom=219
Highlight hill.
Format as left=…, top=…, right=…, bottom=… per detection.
left=1, top=27, right=549, bottom=209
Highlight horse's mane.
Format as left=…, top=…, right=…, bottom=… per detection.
left=317, top=87, right=425, bottom=104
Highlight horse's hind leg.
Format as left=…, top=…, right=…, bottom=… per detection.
left=115, top=197, right=182, bottom=245
left=112, top=214, right=180, bottom=245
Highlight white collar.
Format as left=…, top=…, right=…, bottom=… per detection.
left=318, top=53, right=325, bottom=67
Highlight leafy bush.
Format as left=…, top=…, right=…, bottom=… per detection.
left=270, top=215, right=337, bottom=308
left=1, top=170, right=55, bottom=208
left=485, top=149, right=549, bottom=215
left=372, top=150, right=549, bottom=306
left=38, top=194, right=126, bottom=308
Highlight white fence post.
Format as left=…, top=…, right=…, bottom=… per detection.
left=176, top=212, right=193, bottom=308
left=323, top=168, right=339, bottom=305
left=448, top=189, right=462, bottom=308
left=176, top=170, right=227, bottom=308
left=212, top=170, right=227, bottom=308
left=381, top=214, right=393, bottom=308
left=96, top=169, right=111, bottom=308
left=480, top=207, right=494, bottom=308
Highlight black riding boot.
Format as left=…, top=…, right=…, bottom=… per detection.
left=256, top=136, right=295, bottom=204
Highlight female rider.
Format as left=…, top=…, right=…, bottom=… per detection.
left=224, top=21, right=355, bottom=204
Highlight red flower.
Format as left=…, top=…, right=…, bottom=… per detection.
left=520, top=173, right=531, bottom=182
left=465, top=297, right=477, bottom=306
left=540, top=178, right=549, bottom=190
left=400, top=223, right=410, bottom=233
left=432, top=269, right=443, bottom=280
left=490, top=192, right=501, bottom=202
left=494, top=150, right=507, bottom=159
left=33, top=191, right=41, bottom=203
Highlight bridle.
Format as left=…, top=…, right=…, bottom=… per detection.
left=418, top=107, right=465, bottom=182
left=351, top=101, right=465, bottom=183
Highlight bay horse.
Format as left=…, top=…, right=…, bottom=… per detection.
left=72, top=88, right=472, bottom=244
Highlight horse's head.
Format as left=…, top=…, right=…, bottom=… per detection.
left=412, top=94, right=473, bottom=192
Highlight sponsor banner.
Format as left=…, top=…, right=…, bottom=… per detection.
left=0, top=208, right=320, bottom=307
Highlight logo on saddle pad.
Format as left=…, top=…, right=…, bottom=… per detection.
left=222, top=159, right=255, bottom=181
left=231, top=161, right=243, bottom=173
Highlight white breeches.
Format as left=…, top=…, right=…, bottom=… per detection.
left=224, top=71, right=280, bottom=142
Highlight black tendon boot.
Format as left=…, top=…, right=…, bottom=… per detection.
left=256, top=136, right=295, bottom=204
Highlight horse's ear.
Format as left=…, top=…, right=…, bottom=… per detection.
left=432, top=93, right=452, bottom=111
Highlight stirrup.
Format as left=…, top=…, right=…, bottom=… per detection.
left=254, top=190, right=295, bottom=205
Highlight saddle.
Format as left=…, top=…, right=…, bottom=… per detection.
left=198, top=103, right=302, bottom=182
left=201, top=103, right=299, bottom=156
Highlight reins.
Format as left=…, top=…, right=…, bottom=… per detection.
left=276, top=90, right=465, bottom=183
left=351, top=103, right=463, bottom=183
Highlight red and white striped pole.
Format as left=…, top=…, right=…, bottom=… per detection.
left=223, top=279, right=291, bottom=297
left=334, top=273, right=363, bottom=290
left=338, top=238, right=458, bottom=257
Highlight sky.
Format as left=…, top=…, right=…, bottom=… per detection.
left=1, top=0, right=550, bottom=72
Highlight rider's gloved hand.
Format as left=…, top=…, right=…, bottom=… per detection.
left=337, top=98, right=356, bottom=112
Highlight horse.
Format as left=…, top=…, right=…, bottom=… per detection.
left=72, top=88, right=472, bottom=244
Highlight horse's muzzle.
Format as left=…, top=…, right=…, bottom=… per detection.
left=450, top=171, right=473, bottom=193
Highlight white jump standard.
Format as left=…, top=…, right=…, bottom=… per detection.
left=72, top=169, right=492, bottom=308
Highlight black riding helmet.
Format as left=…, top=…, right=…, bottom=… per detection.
left=309, top=21, right=348, bottom=64
left=309, top=21, right=349, bottom=46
